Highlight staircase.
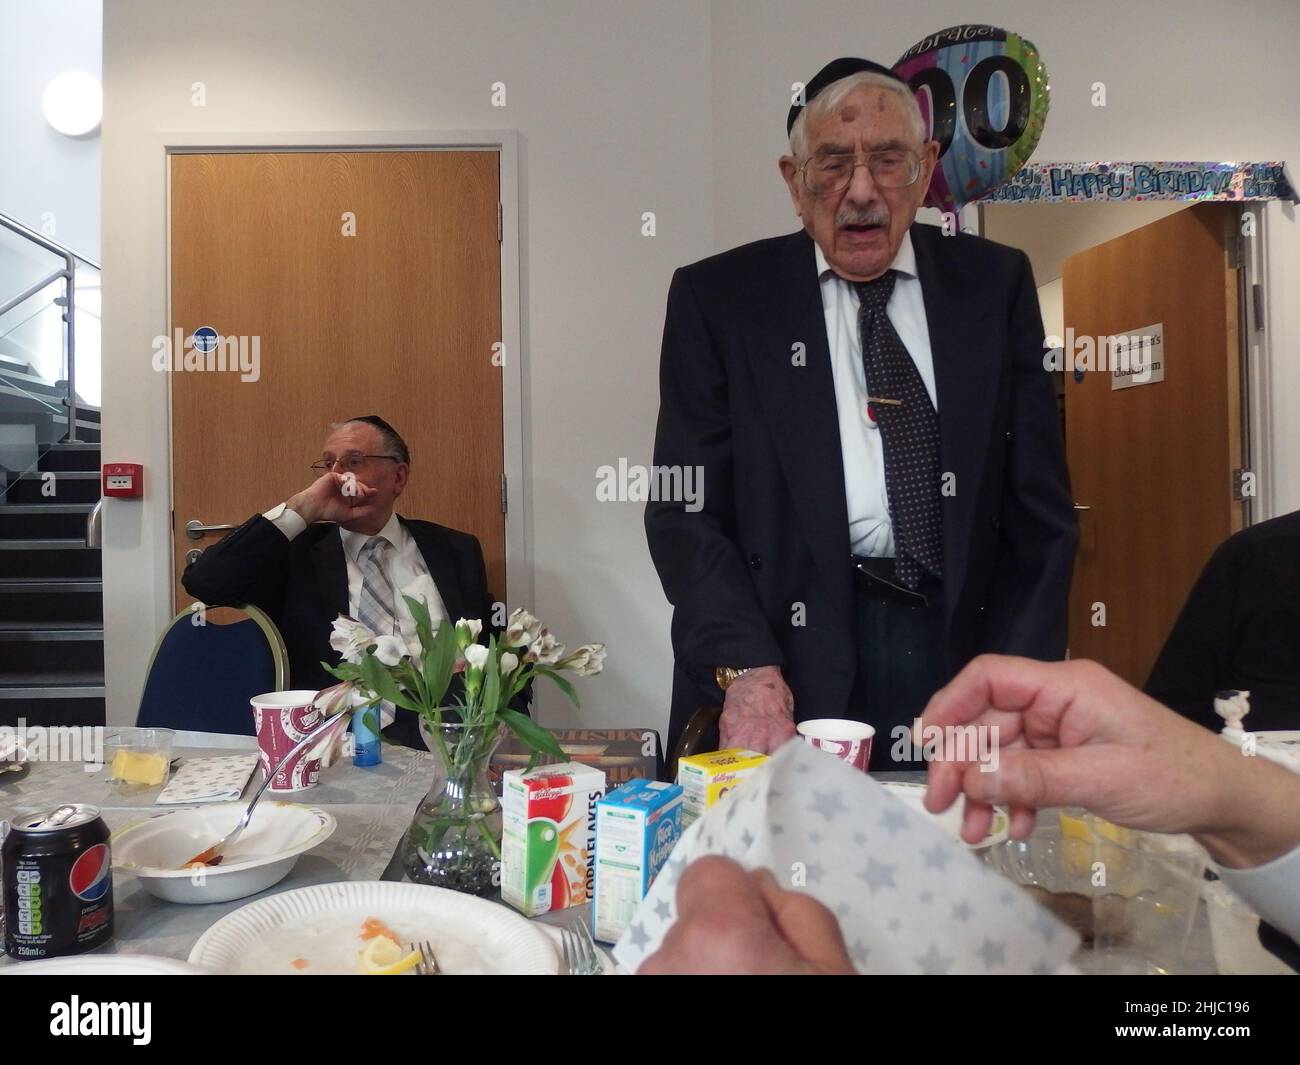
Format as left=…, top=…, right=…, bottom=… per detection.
left=0, top=439, right=103, bottom=728
left=0, top=212, right=103, bottom=729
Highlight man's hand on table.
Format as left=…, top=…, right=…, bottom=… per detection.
left=719, top=666, right=797, bottom=754
left=286, top=472, right=380, bottom=526
left=639, top=856, right=855, bottom=975
left=919, top=655, right=1300, bottom=870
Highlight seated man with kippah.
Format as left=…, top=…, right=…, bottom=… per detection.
left=183, top=415, right=505, bottom=747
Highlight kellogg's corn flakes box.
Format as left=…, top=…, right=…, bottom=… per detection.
left=501, top=763, right=606, bottom=916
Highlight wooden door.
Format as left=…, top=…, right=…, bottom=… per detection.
left=1063, top=203, right=1244, bottom=686
left=169, top=150, right=505, bottom=607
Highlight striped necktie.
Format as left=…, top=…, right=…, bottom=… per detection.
left=356, top=535, right=398, bottom=636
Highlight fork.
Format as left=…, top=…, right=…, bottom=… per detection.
left=560, top=921, right=602, bottom=975
left=413, top=940, right=440, bottom=975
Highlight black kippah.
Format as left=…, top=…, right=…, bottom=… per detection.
left=787, top=57, right=909, bottom=136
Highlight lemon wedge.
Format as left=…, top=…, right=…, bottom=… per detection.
left=359, top=934, right=421, bottom=975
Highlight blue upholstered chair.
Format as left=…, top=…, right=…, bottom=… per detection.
left=136, top=604, right=289, bottom=735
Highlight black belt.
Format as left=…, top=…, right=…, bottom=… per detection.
left=851, top=555, right=940, bottom=607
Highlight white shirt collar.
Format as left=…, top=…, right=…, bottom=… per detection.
left=339, top=510, right=403, bottom=563
left=814, top=228, right=917, bottom=283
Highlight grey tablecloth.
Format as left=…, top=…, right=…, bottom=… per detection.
left=0, top=731, right=438, bottom=964
left=0, top=751, right=1228, bottom=972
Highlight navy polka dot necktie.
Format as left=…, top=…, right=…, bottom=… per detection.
left=855, top=270, right=944, bottom=589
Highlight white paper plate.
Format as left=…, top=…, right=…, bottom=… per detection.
left=188, top=881, right=559, bottom=975
left=1, top=954, right=205, bottom=975
left=881, top=781, right=1009, bottom=849
left=1220, top=728, right=1300, bottom=772
left=536, top=922, right=620, bottom=974
left=112, top=802, right=335, bottom=904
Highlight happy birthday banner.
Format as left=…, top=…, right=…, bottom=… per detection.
left=978, top=161, right=1296, bottom=204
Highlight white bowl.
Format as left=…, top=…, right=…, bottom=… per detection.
left=880, top=781, right=1009, bottom=848
left=111, top=802, right=336, bottom=904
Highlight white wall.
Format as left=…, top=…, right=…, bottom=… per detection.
left=0, top=0, right=101, bottom=259
left=101, top=0, right=1300, bottom=737
left=711, top=0, right=1300, bottom=518
left=101, top=0, right=712, bottom=730
left=0, top=0, right=101, bottom=400
left=983, top=201, right=1187, bottom=285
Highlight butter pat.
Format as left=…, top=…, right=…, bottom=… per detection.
left=110, top=749, right=169, bottom=786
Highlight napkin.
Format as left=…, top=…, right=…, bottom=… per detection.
left=613, top=742, right=1080, bottom=974
left=155, top=754, right=259, bottom=805
left=0, top=732, right=26, bottom=766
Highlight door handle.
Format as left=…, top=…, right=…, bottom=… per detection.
left=185, top=518, right=238, bottom=540
left=1073, top=504, right=1092, bottom=511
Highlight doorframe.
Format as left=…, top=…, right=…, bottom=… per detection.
left=157, top=129, right=532, bottom=612
left=1241, top=204, right=1275, bottom=522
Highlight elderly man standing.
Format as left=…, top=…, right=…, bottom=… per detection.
left=645, top=58, right=1077, bottom=766
left=183, top=415, right=499, bottom=748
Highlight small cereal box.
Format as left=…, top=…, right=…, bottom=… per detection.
left=501, top=763, right=606, bottom=916
left=676, top=748, right=768, bottom=827
left=593, top=779, right=683, bottom=943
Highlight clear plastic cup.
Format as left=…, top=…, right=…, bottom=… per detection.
left=103, top=726, right=175, bottom=795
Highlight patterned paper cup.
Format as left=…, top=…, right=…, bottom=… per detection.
left=796, top=719, right=875, bottom=772
left=250, top=690, right=324, bottom=792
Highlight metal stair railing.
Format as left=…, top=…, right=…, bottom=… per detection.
left=0, top=211, right=101, bottom=444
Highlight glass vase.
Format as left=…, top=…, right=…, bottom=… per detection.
left=399, top=720, right=506, bottom=896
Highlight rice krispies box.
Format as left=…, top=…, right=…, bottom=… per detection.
left=593, top=779, right=683, bottom=943
left=501, top=763, right=606, bottom=916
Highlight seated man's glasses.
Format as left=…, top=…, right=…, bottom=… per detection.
left=799, top=148, right=922, bottom=196
left=310, top=452, right=400, bottom=473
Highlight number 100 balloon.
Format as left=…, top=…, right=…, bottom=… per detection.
left=892, top=24, right=1050, bottom=213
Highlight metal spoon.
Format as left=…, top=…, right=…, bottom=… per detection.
left=182, top=711, right=350, bottom=868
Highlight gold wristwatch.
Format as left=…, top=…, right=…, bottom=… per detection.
left=715, top=666, right=754, bottom=691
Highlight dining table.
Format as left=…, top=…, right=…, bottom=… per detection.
left=0, top=729, right=595, bottom=970
left=0, top=732, right=1240, bottom=973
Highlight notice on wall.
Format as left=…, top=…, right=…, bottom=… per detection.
left=1110, top=323, right=1164, bottom=390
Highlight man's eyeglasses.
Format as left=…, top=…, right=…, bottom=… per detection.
left=798, top=149, right=922, bottom=197
left=310, top=452, right=401, bottom=473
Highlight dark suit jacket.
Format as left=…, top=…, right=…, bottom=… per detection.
left=182, top=513, right=501, bottom=748
left=645, top=224, right=1078, bottom=748
left=1146, top=509, right=1300, bottom=732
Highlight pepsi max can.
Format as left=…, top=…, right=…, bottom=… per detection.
left=3, top=803, right=113, bottom=959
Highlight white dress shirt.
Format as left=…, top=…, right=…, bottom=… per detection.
left=263, top=504, right=450, bottom=726
left=816, top=232, right=938, bottom=557
left=1216, top=842, right=1300, bottom=945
